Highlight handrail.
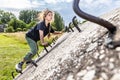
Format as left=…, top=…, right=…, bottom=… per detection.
left=73, top=0, right=116, bottom=34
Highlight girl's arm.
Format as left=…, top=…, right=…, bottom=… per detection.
left=39, top=30, right=48, bottom=46
left=52, top=31, right=62, bottom=35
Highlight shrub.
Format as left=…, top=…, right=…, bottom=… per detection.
left=27, top=21, right=36, bottom=29
left=23, top=28, right=27, bottom=31
left=0, top=21, right=2, bottom=24
left=6, top=26, right=14, bottom=32
left=16, top=28, right=22, bottom=32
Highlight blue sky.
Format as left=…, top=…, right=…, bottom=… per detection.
left=0, top=0, right=120, bottom=25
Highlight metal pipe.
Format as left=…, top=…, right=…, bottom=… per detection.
left=44, top=46, right=49, bottom=53
left=72, top=16, right=81, bottom=32
left=69, top=22, right=74, bottom=32
left=11, top=71, right=15, bottom=79
left=73, top=0, right=116, bottom=34
left=65, top=26, right=70, bottom=32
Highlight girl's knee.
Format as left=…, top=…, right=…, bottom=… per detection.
left=31, top=49, right=38, bottom=55
left=24, top=52, right=33, bottom=61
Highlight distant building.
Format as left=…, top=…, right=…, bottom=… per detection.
left=0, top=24, right=6, bottom=32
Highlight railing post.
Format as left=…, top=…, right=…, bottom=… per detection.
left=72, top=16, right=81, bottom=32
left=65, top=26, right=70, bottom=33
left=69, top=22, right=74, bottom=32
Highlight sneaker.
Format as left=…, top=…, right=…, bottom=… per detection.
left=25, top=61, right=31, bottom=66
left=15, top=62, right=24, bottom=72
left=26, top=60, right=37, bottom=67
left=26, top=61, right=31, bottom=64
left=31, top=60, right=37, bottom=67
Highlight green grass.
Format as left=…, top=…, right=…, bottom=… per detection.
left=0, top=33, right=43, bottom=80
left=0, top=32, right=62, bottom=80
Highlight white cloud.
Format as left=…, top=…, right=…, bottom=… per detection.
left=0, top=0, right=43, bottom=9
left=65, top=0, right=73, bottom=3
left=80, top=0, right=111, bottom=8
left=32, top=0, right=45, bottom=6
left=0, top=0, right=120, bottom=25
left=114, top=0, right=120, bottom=8
left=79, top=0, right=120, bottom=15
left=44, top=0, right=72, bottom=4
left=80, top=0, right=117, bottom=9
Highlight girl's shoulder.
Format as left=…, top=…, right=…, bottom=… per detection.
left=38, top=21, right=45, bottom=24
left=37, top=21, right=45, bottom=26
left=36, top=21, right=45, bottom=30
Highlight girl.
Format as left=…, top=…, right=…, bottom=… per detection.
left=15, top=9, right=61, bottom=72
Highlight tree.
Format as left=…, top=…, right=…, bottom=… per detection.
left=19, top=10, right=39, bottom=24
left=51, top=11, right=65, bottom=31
left=27, top=21, right=36, bottom=29
left=8, top=18, right=26, bottom=31
left=0, top=10, right=16, bottom=24
left=6, top=26, right=14, bottom=32
left=0, top=21, right=2, bottom=24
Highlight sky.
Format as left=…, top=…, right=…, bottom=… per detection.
left=0, top=0, right=120, bottom=25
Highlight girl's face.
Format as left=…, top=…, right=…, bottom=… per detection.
left=45, top=12, right=53, bottom=22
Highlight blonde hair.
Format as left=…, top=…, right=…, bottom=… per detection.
left=37, top=9, right=54, bottom=22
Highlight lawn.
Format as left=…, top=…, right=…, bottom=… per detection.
left=0, top=32, right=43, bottom=80
left=0, top=32, right=62, bottom=80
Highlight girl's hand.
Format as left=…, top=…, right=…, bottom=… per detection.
left=53, top=31, right=63, bottom=34
left=42, top=42, right=48, bottom=46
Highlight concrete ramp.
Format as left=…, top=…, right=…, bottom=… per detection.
left=15, top=8, right=120, bottom=80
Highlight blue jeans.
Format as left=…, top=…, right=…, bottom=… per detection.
left=24, top=36, right=38, bottom=61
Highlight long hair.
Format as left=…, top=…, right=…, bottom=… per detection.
left=37, top=9, right=54, bottom=22
left=37, top=9, right=54, bottom=38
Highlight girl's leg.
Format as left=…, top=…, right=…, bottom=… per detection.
left=24, top=36, right=38, bottom=62
left=15, top=36, right=38, bottom=71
